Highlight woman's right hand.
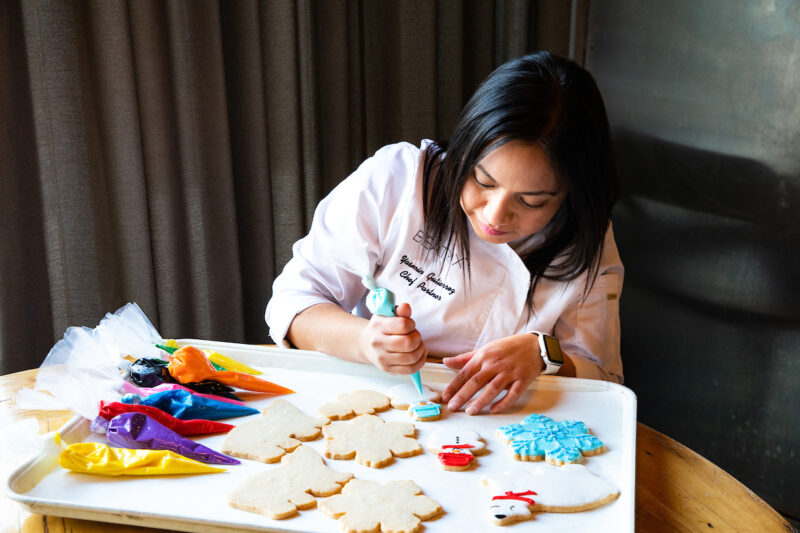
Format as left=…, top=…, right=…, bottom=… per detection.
left=359, top=302, right=427, bottom=375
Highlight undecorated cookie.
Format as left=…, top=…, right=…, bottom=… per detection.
left=228, top=446, right=353, bottom=519
left=387, top=383, right=441, bottom=409
left=317, top=390, right=391, bottom=421
left=319, top=479, right=443, bottom=533
left=482, top=464, right=620, bottom=525
left=323, top=414, right=421, bottom=467
left=221, top=399, right=328, bottom=463
left=497, top=413, right=605, bottom=465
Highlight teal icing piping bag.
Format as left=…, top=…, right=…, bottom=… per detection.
left=362, top=275, right=425, bottom=398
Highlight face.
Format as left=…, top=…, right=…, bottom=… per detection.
left=460, top=140, right=566, bottom=244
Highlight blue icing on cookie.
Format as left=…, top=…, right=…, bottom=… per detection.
left=498, top=414, right=604, bottom=464
left=409, top=400, right=440, bottom=420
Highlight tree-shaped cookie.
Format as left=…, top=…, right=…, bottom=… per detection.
left=228, top=446, right=353, bottom=519
left=319, top=479, right=443, bottom=533
left=221, top=399, right=328, bottom=462
left=323, top=414, right=421, bottom=467
left=317, top=389, right=391, bottom=421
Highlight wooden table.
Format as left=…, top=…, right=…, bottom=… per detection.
left=1, top=368, right=793, bottom=533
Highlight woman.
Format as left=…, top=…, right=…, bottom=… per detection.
left=266, top=51, right=623, bottom=415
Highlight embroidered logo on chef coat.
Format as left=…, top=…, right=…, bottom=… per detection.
left=393, top=229, right=465, bottom=302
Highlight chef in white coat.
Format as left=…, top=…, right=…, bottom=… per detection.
left=266, top=51, right=623, bottom=415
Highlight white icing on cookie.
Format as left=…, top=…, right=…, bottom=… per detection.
left=387, top=383, right=440, bottom=408
left=482, top=464, right=618, bottom=512
left=489, top=497, right=534, bottom=524
left=426, top=428, right=487, bottom=455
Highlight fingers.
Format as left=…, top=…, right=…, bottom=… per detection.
left=441, top=352, right=474, bottom=403
left=489, top=380, right=526, bottom=414
left=394, top=302, right=412, bottom=318
left=443, top=358, right=486, bottom=413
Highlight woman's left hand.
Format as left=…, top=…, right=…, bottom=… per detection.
left=441, top=333, right=543, bottom=415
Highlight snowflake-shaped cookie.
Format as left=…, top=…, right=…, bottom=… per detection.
left=497, top=413, right=605, bottom=465
left=228, top=446, right=353, bottom=519
left=319, top=479, right=442, bottom=533
left=221, top=399, right=328, bottom=462
left=317, top=390, right=391, bottom=421
left=323, top=414, right=421, bottom=467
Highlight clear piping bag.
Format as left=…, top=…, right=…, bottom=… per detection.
left=362, top=274, right=425, bottom=398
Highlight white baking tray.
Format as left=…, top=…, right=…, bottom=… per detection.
left=6, top=341, right=636, bottom=532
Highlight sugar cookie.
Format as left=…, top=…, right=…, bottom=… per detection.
left=319, top=479, right=443, bottom=533
left=228, top=446, right=353, bottom=519
left=408, top=400, right=441, bottom=421
left=323, top=414, right=421, bottom=468
left=221, top=399, right=327, bottom=463
left=426, top=427, right=487, bottom=471
left=497, top=413, right=605, bottom=465
left=317, top=390, right=391, bottom=421
left=482, top=464, right=620, bottom=525
left=387, top=383, right=441, bottom=409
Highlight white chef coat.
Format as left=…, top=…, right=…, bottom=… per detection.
left=266, top=141, right=624, bottom=383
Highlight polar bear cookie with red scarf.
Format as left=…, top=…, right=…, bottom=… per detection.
left=482, top=464, right=619, bottom=525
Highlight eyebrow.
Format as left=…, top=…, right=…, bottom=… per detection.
left=476, top=163, right=559, bottom=196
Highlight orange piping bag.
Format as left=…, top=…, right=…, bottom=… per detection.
left=55, top=434, right=225, bottom=476
left=168, top=346, right=294, bottom=395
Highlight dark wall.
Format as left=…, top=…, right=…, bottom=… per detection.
left=585, top=0, right=800, bottom=521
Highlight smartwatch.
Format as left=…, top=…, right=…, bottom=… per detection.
left=529, top=331, right=564, bottom=375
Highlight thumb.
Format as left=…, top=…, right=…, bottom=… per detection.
left=394, top=302, right=412, bottom=318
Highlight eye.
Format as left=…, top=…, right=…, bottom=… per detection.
left=520, top=197, right=546, bottom=209
left=473, top=173, right=494, bottom=188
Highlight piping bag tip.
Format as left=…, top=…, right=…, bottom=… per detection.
left=410, top=371, right=424, bottom=398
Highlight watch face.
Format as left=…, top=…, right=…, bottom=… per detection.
left=543, top=335, right=564, bottom=364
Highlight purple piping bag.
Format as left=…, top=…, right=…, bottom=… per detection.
left=121, top=389, right=259, bottom=420
left=106, top=412, right=240, bottom=465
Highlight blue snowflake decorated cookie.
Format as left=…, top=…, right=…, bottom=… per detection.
left=497, top=414, right=606, bottom=466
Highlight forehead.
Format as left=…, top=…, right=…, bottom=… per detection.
left=476, top=139, right=559, bottom=189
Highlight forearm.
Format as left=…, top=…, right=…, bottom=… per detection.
left=286, top=303, right=370, bottom=364
left=557, top=353, right=577, bottom=377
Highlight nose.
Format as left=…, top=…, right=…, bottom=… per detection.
left=483, top=191, right=513, bottom=227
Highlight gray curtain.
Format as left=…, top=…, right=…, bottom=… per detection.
left=0, top=0, right=573, bottom=374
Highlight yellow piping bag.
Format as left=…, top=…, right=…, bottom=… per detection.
left=55, top=433, right=226, bottom=476
left=204, top=351, right=262, bottom=375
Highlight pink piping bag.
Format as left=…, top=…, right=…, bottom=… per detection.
left=121, top=382, right=245, bottom=406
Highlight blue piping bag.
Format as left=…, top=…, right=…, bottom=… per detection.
left=362, top=275, right=425, bottom=398
left=121, top=389, right=259, bottom=420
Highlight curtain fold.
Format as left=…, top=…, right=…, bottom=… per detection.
left=0, top=0, right=572, bottom=374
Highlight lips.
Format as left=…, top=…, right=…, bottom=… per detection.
left=479, top=221, right=508, bottom=236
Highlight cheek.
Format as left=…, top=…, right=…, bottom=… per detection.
left=520, top=206, right=559, bottom=234
left=460, top=184, right=478, bottom=212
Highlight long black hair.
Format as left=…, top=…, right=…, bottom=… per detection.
left=422, top=51, right=618, bottom=309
